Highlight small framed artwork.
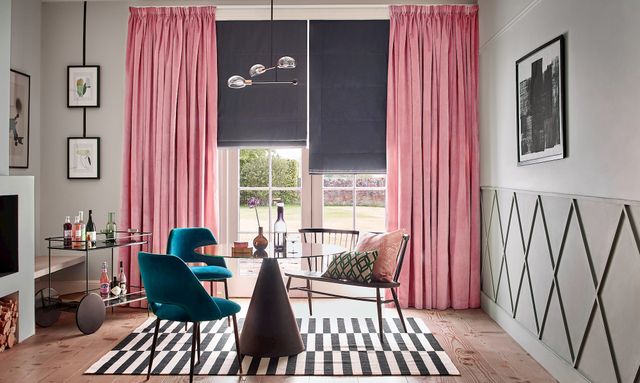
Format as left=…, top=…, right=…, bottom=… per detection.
left=516, top=35, right=566, bottom=166
left=67, top=65, right=100, bottom=108
left=9, top=69, right=30, bottom=168
left=67, top=137, right=100, bottom=179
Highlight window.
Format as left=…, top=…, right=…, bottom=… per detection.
left=238, top=149, right=302, bottom=242
left=322, top=174, right=386, bottom=233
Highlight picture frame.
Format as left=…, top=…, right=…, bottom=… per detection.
left=67, top=137, right=100, bottom=179
left=516, top=35, right=566, bottom=166
left=9, top=69, right=30, bottom=169
left=67, top=65, right=100, bottom=108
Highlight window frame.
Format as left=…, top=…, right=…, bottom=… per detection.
left=322, top=174, right=387, bottom=232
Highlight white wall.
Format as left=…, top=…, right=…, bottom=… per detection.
left=0, top=0, right=10, bottom=175
left=0, top=177, right=36, bottom=342
left=480, top=0, right=640, bottom=201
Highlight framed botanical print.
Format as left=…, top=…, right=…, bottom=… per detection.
left=516, top=35, right=566, bottom=165
left=9, top=70, right=30, bottom=168
left=67, top=137, right=100, bottom=179
left=67, top=65, right=100, bottom=108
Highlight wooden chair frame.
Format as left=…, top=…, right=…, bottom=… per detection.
left=285, top=233, right=410, bottom=343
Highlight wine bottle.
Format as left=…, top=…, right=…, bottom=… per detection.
left=78, top=210, right=86, bottom=248
left=106, top=212, right=117, bottom=243
left=72, top=216, right=83, bottom=249
left=118, top=261, right=127, bottom=296
left=99, top=261, right=110, bottom=298
left=273, top=199, right=287, bottom=252
left=63, top=216, right=72, bottom=248
left=86, top=210, right=97, bottom=247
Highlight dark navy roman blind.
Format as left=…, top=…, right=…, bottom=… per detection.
left=308, top=20, right=389, bottom=174
left=217, top=21, right=307, bottom=147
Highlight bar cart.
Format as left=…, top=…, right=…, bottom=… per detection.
left=36, top=231, right=151, bottom=334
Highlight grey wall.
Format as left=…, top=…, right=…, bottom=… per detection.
left=11, top=0, right=42, bottom=253
left=40, top=2, right=128, bottom=280
left=479, top=0, right=640, bottom=381
left=0, top=0, right=10, bottom=175
left=479, top=0, right=640, bottom=201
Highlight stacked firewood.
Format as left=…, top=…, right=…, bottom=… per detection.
left=0, top=299, right=18, bottom=352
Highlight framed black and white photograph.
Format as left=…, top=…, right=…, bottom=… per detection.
left=67, top=65, right=100, bottom=108
left=9, top=69, right=30, bottom=168
left=516, top=35, right=565, bottom=166
left=67, top=137, right=100, bottom=179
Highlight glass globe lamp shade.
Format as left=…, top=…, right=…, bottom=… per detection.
left=277, top=56, right=296, bottom=69
left=228, top=75, right=247, bottom=89
left=249, top=64, right=266, bottom=77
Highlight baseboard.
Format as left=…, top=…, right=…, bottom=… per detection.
left=481, top=294, right=590, bottom=383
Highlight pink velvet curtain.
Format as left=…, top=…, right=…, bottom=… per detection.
left=386, top=5, right=480, bottom=309
left=120, top=6, right=219, bottom=295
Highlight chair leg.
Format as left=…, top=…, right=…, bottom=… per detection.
left=146, top=318, right=160, bottom=380
left=224, top=279, right=231, bottom=326
left=376, top=288, right=384, bottom=344
left=306, top=279, right=313, bottom=316
left=209, top=281, right=213, bottom=296
left=286, top=276, right=292, bottom=292
left=391, top=288, right=407, bottom=332
left=232, top=314, right=243, bottom=375
left=190, top=321, right=197, bottom=383
left=196, top=322, right=201, bottom=365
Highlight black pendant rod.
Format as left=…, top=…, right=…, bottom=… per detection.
left=82, top=1, right=87, bottom=138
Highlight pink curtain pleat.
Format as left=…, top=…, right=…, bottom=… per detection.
left=120, top=6, right=219, bottom=302
left=386, top=5, right=480, bottom=309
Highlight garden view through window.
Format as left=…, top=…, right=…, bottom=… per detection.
left=238, top=149, right=386, bottom=242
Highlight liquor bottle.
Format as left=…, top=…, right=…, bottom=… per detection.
left=72, top=216, right=83, bottom=249
left=106, top=212, right=117, bottom=243
left=273, top=199, right=287, bottom=252
left=86, top=210, right=97, bottom=247
left=99, top=261, right=110, bottom=298
left=63, top=216, right=72, bottom=248
left=78, top=210, right=86, bottom=248
left=118, top=261, right=127, bottom=296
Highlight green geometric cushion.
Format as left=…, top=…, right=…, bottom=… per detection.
left=322, top=251, right=379, bottom=283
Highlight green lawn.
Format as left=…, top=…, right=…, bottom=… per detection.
left=238, top=205, right=385, bottom=238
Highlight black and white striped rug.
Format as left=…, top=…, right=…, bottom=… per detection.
left=86, top=317, right=459, bottom=376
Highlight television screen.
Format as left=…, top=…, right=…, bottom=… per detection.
left=0, top=195, right=19, bottom=277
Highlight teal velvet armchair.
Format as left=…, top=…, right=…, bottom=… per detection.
left=138, top=252, right=242, bottom=382
left=166, top=227, right=232, bottom=298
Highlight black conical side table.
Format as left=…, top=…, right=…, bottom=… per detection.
left=200, top=242, right=344, bottom=358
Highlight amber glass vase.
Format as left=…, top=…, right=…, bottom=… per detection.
left=253, top=227, right=268, bottom=251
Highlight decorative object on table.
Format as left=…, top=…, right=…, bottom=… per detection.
left=354, top=229, right=405, bottom=282
left=227, top=0, right=298, bottom=89
left=67, top=137, right=100, bottom=179
left=233, top=241, right=248, bottom=248
left=104, top=212, right=117, bottom=243
left=232, top=246, right=253, bottom=257
left=67, top=65, right=100, bottom=107
left=86, top=316, right=459, bottom=376
left=248, top=197, right=269, bottom=251
left=273, top=198, right=287, bottom=253
left=516, top=35, right=565, bottom=165
left=322, top=250, right=379, bottom=283
left=110, top=285, right=121, bottom=297
left=9, top=69, right=30, bottom=168
left=72, top=215, right=84, bottom=249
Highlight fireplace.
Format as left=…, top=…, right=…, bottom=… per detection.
left=0, top=195, right=18, bottom=278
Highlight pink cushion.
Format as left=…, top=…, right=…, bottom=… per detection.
left=354, top=230, right=405, bottom=282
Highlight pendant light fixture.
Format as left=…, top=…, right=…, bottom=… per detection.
left=227, top=0, right=298, bottom=89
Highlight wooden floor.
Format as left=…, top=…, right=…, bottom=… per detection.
left=0, top=299, right=556, bottom=383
